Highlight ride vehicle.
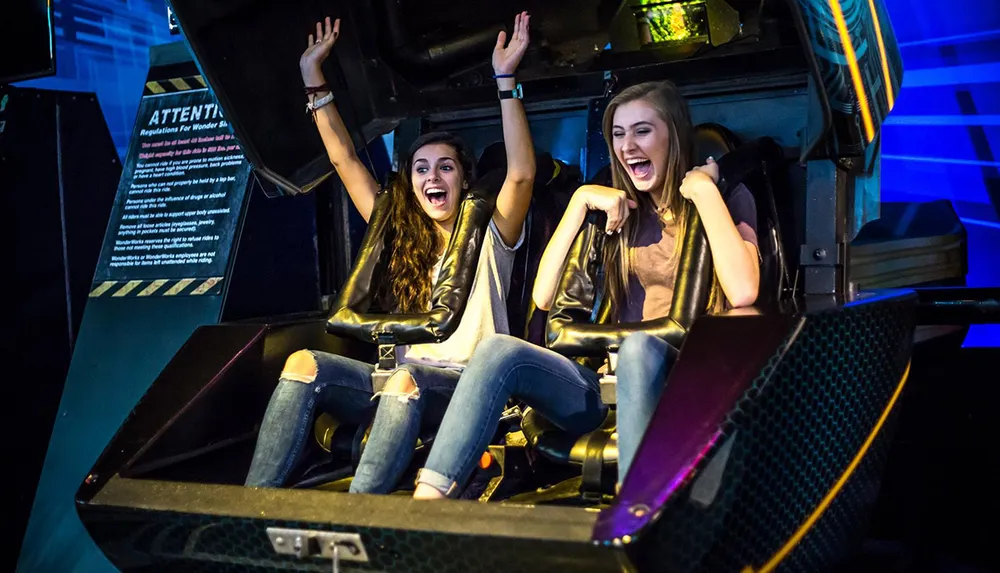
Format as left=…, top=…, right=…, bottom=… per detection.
left=75, top=1, right=993, bottom=571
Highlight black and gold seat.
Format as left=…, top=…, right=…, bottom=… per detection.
left=302, top=149, right=582, bottom=487
left=519, top=123, right=789, bottom=497
left=291, top=167, right=502, bottom=486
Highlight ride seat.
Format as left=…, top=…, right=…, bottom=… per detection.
left=302, top=146, right=579, bottom=485
left=691, top=123, right=791, bottom=305
left=520, top=123, right=790, bottom=494
left=475, top=142, right=581, bottom=346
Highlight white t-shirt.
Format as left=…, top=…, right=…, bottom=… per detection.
left=397, top=219, right=524, bottom=369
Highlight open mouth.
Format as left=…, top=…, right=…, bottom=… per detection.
left=425, top=187, right=448, bottom=207
left=626, top=157, right=653, bottom=180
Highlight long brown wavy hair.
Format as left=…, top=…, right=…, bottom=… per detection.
left=601, top=81, right=725, bottom=317
left=386, top=132, right=476, bottom=313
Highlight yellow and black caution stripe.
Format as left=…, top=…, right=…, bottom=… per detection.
left=144, top=74, right=207, bottom=96
left=89, top=277, right=224, bottom=298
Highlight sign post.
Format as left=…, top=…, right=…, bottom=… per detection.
left=17, top=47, right=253, bottom=573
left=90, top=87, right=249, bottom=299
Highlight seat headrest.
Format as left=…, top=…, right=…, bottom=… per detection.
left=476, top=142, right=507, bottom=177
left=475, top=141, right=563, bottom=188
left=693, top=123, right=741, bottom=164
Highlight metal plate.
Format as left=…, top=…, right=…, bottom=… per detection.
left=600, top=375, right=617, bottom=405
left=266, top=527, right=370, bottom=563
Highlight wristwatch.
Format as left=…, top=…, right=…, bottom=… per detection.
left=498, top=83, right=523, bottom=101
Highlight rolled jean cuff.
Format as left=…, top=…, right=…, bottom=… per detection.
left=415, top=468, right=458, bottom=498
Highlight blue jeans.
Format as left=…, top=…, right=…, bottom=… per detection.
left=417, top=334, right=607, bottom=496
left=245, top=350, right=460, bottom=493
left=615, top=331, right=675, bottom=485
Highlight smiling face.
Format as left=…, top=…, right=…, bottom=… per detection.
left=410, top=142, right=466, bottom=225
left=611, top=99, right=672, bottom=194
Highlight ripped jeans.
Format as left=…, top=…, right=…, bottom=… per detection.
left=245, top=350, right=460, bottom=493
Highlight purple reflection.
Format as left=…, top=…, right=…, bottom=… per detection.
left=592, top=313, right=800, bottom=542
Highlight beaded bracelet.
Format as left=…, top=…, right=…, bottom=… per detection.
left=306, top=92, right=335, bottom=115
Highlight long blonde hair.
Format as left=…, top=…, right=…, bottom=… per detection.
left=601, top=81, right=724, bottom=317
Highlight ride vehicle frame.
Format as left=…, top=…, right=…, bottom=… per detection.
left=73, top=1, right=993, bottom=571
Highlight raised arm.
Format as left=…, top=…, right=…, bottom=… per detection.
left=532, top=185, right=637, bottom=311
left=301, top=17, right=378, bottom=223
left=491, top=12, right=535, bottom=247
left=680, top=159, right=760, bottom=307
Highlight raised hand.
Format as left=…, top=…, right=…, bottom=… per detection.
left=300, top=16, right=340, bottom=81
left=492, top=11, right=531, bottom=76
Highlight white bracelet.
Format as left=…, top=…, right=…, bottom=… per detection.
left=306, top=92, right=335, bottom=114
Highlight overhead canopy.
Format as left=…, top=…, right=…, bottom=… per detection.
left=168, top=0, right=901, bottom=195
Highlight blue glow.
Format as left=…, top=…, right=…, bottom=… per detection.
left=961, top=217, right=1000, bottom=230
left=885, top=114, right=1000, bottom=126
left=382, top=132, right=395, bottom=166
left=883, top=0, right=1000, bottom=346
left=898, top=28, right=1000, bottom=47
left=882, top=154, right=1000, bottom=168
left=14, top=0, right=176, bottom=160
left=903, top=62, right=1000, bottom=88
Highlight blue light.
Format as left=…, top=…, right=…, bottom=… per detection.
left=15, top=0, right=176, bottom=160
left=882, top=0, right=1000, bottom=346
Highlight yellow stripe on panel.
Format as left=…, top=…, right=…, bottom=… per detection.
left=741, top=362, right=912, bottom=573
left=89, top=281, right=117, bottom=297
left=145, top=81, right=166, bottom=94
left=867, top=0, right=895, bottom=110
left=190, top=277, right=222, bottom=295
left=828, top=0, right=875, bottom=142
left=137, top=279, right=169, bottom=297
left=112, top=280, right=143, bottom=297
left=163, top=278, right=195, bottom=296
left=168, top=77, right=192, bottom=91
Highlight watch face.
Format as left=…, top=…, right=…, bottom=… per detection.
left=499, top=84, right=523, bottom=100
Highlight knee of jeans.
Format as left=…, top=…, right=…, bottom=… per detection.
left=281, top=350, right=318, bottom=383
left=469, top=335, right=531, bottom=389
left=473, top=333, right=530, bottom=364
left=384, top=369, right=418, bottom=395
left=617, top=332, right=659, bottom=366
left=374, top=369, right=420, bottom=403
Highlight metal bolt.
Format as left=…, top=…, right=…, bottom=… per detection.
left=275, top=537, right=285, bottom=546
left=813, top=248, right=826, bottom=261
left=629, top=504, right=650, bottom=518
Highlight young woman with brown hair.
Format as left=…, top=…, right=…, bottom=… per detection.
left=246, top=13, right=536, bottom=494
